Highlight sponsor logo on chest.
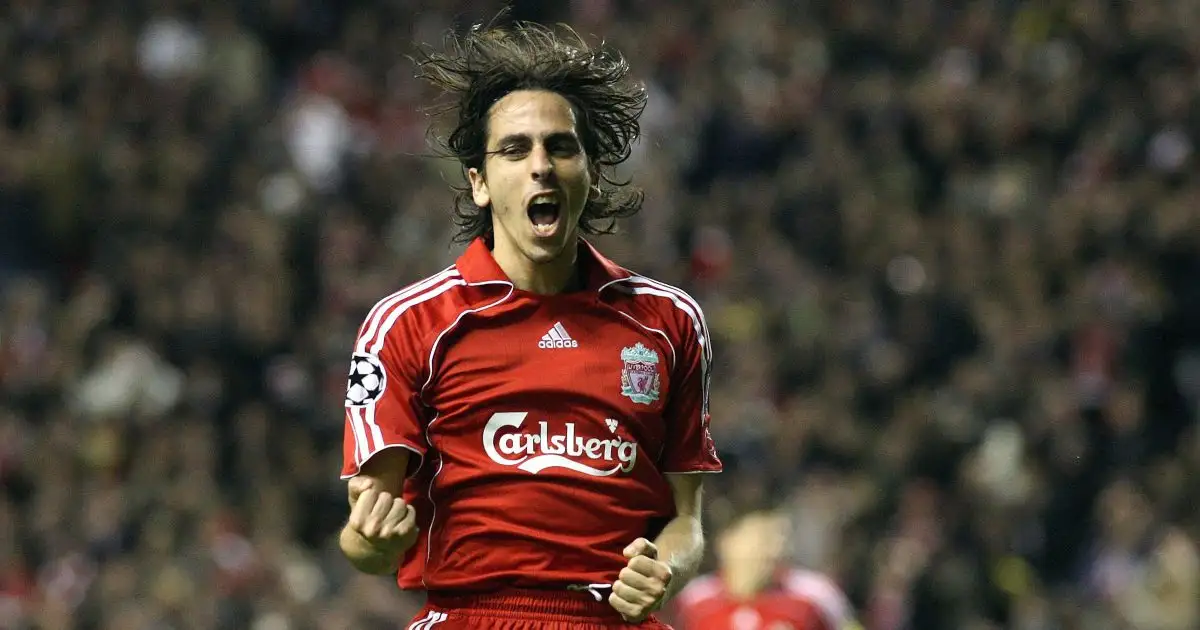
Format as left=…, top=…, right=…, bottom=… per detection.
left=482, top=412, right=637, bottom=476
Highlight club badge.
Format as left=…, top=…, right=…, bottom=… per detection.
left=620, top=343, right=661, bottom=405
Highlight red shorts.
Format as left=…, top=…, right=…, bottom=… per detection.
left=406, top=589, right=673, bottom=629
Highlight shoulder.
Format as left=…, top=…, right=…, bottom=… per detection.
left=612, top=273, right=711, bottom=355
left=352, top=265, right=470, bottom=356
left=675, top=573, right=724, bottom=608
left=783, top=569, right=852, bottom=623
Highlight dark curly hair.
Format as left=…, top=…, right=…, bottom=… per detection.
left=413, top=18, right=648, bottom=243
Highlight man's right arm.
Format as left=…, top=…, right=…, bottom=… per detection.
left=340, top=448, right=418, bottom=574
left=340, top=286, right=448, bottom=575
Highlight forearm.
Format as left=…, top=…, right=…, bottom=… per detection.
left=652, top=514, right=705, bottom=601
left=339, top=524, right=403, bottom=575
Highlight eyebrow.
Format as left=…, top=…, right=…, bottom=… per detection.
left=493, top=131, right=580, bottom=146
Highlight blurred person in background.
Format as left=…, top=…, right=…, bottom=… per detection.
left=1086, top=477, right=1199, bottom=630
left=337, top=16, right=720, bottom=630
left=670, top=509, right=859, bottom=630
left=3, top=1, right=1200, bottom=629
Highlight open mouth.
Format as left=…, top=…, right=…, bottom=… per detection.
left=527, top=194, right=561, bottom=237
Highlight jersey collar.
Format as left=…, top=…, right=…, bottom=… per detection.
left=456, top=236, right=632, bottom=293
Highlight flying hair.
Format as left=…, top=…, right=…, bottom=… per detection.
left=412, top=16, right=648, bottom=242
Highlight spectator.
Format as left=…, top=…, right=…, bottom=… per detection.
left=1, top=1, right=1199, bottom=628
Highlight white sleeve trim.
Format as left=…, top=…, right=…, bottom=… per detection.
left=663, top=468, right=723, bottom=475
left=341, top=443, right=425, bottom=479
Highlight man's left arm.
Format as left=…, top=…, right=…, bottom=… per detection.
left=609, top=295, right=720, bottom=623
left=652, top=296, right=720, bottom=601
left=610, top=474, right=705, bottom=622
left=653, top=474, right=706, bottom=600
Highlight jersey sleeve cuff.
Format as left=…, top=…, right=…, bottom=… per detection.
left=341, top=442, right=426, bottom=479
left=662, top=465, right=724, bottom=474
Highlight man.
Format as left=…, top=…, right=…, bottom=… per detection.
left=337, top=19, right=722, bottom=630
left=670, top=511, right=858, bottom=630
left=1089, top=477, right=1199, bottom=630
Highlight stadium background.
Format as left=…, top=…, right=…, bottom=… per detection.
left=2, top=0, right=1200, bottom=628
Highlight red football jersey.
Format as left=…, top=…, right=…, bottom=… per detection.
left=341, top=238, right=722, bottom=592
left=671, top=569, right=856, bottom=630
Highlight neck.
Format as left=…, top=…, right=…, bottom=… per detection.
left=491, top=236, right=581, bottom=294
left=722, top=562, right=777, bottom=600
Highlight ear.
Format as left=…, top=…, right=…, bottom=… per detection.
left=468, top=167, right=490, bottom=208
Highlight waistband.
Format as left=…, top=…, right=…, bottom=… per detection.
left=425, top=585, right=619, bottom=620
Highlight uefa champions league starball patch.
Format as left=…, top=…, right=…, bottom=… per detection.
left=619, top=343, right=661, bottom=405
left=345, top=353, right=387, bottom=406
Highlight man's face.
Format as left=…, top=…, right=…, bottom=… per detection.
left=468, top=89, right=593, bottom=266
left=717, top=512, right=788, bottom=570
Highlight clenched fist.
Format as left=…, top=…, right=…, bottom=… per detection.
left=609, top=538, right=673, bottom=623
left=342, top=476, right=418, bottom=566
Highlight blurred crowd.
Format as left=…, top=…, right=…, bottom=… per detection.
left=3, top=0, right=1200, bottom=629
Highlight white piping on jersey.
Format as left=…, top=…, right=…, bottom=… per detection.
left=614, top=311, right=675, bottom=367
left=409, top=270, right=710, bottom=589
left=341, top=443, right=425, bottom=480
left=639, top=276, right=712, bottom=356
left=627, top=280, right=709, bottom=361
left=601, top=275, right=712, bottom=418
left=419, top=280, right=516, bottom=398
left=420, top=279, right=517, bottom=587
left=364, top=397, right=383, bottom=457
left=421, top=411, right=442, bottom=590
left=599, top=275, right=710, bottom=364
left=370, top=279, right=467, bottom=355
left=611, top=308, right=674, bottom=464
left=345, top=270, right=465, bottom=470
left=347, top=405, right=370, bottom=466
left=356, top=266, right=459, bottom=354
left=346, top=397, right=425, bottom=477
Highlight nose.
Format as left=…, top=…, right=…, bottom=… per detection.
left=529, top=145, right=554, bottom=181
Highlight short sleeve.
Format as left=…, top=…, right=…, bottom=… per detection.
left=340, top=310, right=429, bottom=479
left=785, top=570, right=858, bottom=630
left=661, top=303, right=722, bottom=473
left=668, top=574, right=722, bottom=628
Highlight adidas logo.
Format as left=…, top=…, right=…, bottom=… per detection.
left=538, top=322, right=578, bottom=349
